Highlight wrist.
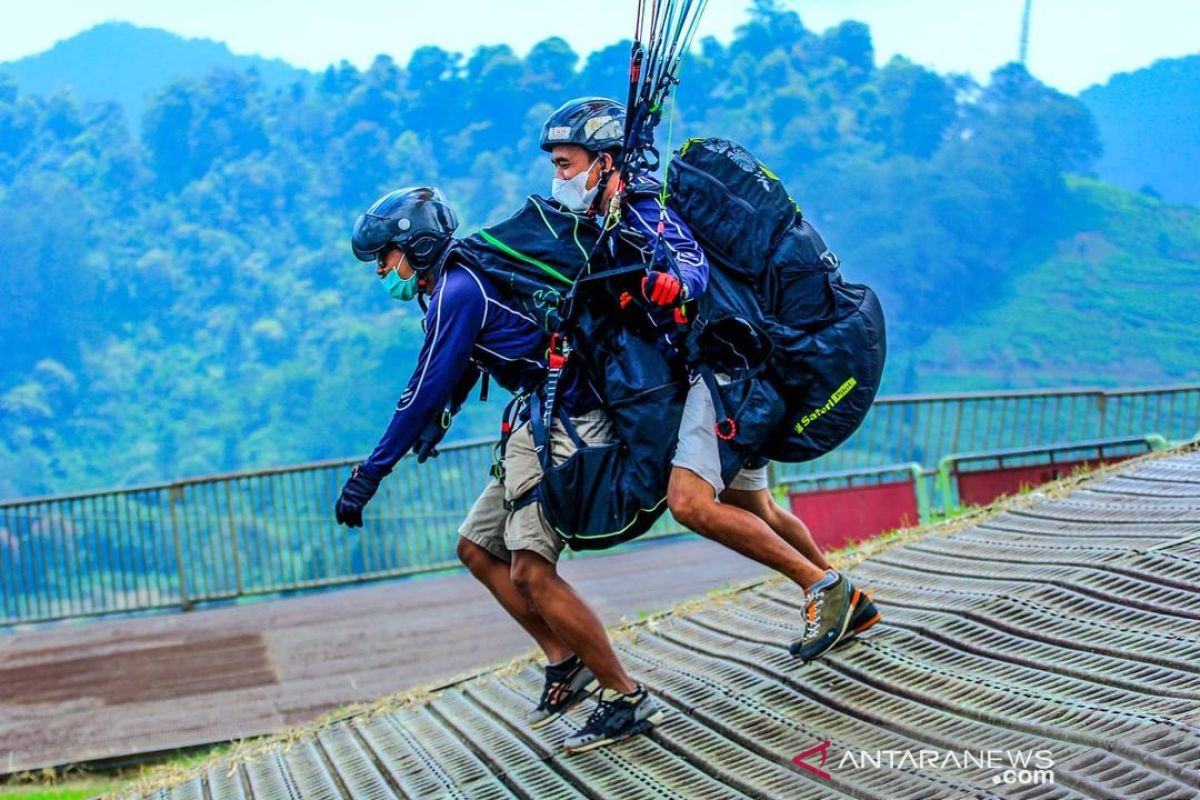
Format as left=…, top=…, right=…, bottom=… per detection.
left=356, top=461, right=386, bottom=482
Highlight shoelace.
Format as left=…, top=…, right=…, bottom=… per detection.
left=803, top=590, right=826, bottom=642
left=583, top=690, right=637, bottom=729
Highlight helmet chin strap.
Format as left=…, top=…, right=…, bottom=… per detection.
left=413, top=238, right=456, bottom=308
left=588, top=153, right=617, bottom=216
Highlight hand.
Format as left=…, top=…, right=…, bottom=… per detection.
left=641, top=271, right=684, bottom=306
left=335, top=464, right=382, bottom=528
left=414, top=409, right=452, bottom=463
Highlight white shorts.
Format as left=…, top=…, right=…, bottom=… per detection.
left=672, top=376, right=770, bottom=496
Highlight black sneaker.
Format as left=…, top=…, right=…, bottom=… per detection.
left=562, top=684, right=664, bottom=754
left=529, top=655, right=598, bottom=730
left=847, top=587, right=881, bottom=635
left=789, top=570, right=856, bottom=662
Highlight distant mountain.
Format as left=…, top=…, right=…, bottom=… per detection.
left=906, top=178, right=1200, bottom=391
left=1080, top=54, right=1200, bottom=206
left=0, top=22, right=308, bottom=126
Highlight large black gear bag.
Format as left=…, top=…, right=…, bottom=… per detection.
left=666, top=137, right=887, bottom=464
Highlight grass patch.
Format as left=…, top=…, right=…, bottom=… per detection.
left=1, top=741, right=237, bottom=800
left=0, top=787, right=113, bottom=800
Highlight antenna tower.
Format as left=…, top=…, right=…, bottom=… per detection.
left=1019, top=0, right=1033, bottom=65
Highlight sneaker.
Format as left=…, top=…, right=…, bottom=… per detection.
left=847, top=588, right=881, bottom=635
left=789, top=570, right=856, bottom=662
left=562, top=684, right=664, bottom=754
left=529, top=655, right=598, bottom=730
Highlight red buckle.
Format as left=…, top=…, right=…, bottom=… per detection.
left=674, top=306, right=689, bottom=324
left=547, top=332, right=567, bottom=369
left=500, top=422, right=512, bottom=434
left=715, top=418, right=738, bottom=441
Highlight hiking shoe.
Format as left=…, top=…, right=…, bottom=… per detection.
left=789, top=570, right=856, bottom=662
left=529, top=655, right=598, bottom=730
left=563, top=684, right=664, bottom=754
left=847, top=588, right=881, bottom=636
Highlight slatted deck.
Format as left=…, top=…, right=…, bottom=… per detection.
left=128, top=450, right=1200, bottom=800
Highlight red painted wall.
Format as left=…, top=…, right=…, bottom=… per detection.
left=788, top=480, right=919, bottom=550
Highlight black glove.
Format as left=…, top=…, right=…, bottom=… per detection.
left=335, top=463, right=382, bottom=528
left=413, top=408, right=453, bottom=463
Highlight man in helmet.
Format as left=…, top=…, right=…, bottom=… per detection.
left=336, top=186, right=662, bottom=753
left=537, top=97, right=880, bottom=670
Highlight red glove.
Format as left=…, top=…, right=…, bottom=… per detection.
left=642, top=271, right=684, bottom=306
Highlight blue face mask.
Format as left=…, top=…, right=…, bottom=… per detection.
left=380, top=268, right=418, bottom=301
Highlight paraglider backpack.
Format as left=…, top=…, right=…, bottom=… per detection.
left=665, top=137, right=887, bottom=464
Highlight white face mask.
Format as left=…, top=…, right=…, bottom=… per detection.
left=552, top=158, right=601, bottom=213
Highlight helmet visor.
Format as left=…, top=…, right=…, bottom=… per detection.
left=350, top=213, right=396, bottom=261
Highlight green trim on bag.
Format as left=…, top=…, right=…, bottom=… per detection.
left=555, top=495, right=669, bottom=544
left=479, top=230, right=574, bottom=286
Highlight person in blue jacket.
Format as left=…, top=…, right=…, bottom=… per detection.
left=539, top=98, right=880, bottom=670
left=334, top=186, right=662, bottom=754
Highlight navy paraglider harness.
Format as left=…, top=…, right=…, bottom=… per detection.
left=482, top=0, right=713, bottom=546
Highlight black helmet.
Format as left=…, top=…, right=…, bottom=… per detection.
left=539, top=97, right=626, bottom=153
left=351, top=187, right=458, bottom=270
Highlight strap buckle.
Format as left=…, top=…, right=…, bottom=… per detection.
left=547, top=332, right=569, bottom=370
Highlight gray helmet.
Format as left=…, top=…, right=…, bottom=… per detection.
left=539, top=97, right=626, bottom=153
left=351, top=187, right=458, bottom=270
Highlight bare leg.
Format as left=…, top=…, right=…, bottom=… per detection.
left=457, top=538, right=572, bottom=664
left=720, top=487, right=832, bottom=571
left=668, top=467, right=827, bottom=588
left=510, top=550, right=637, bottom=694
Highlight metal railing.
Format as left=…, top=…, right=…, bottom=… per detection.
left=794, top=383, right=1200, bottom=476
left=2, top=383, right=1197, bottom=626
left=0, top=441, right=495, bottom=624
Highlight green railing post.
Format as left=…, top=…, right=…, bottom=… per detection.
left=909, top=463, right=932, bottom=525
left=1145, top=433, right=1167, bottom=451
left=168, top=484, right=192, bottom=612
left=935, top=456, right=956, bottom=517
left=224, top=481, right=244, bottom=597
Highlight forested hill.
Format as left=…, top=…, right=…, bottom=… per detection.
left=1, top=2, right=1196, bottom=498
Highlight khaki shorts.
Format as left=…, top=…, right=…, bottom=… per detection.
left=672, top=376, right=770, bottom=496
left=458, top=409, right=612, bottom=564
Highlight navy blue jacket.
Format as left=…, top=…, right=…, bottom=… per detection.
left=621, top=192, right=709, bottom=301
left=361, top=254, right=600, bottom=478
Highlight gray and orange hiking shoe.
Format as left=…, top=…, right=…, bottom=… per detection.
left=529, top=655, right=598, bottom=730
left=563, top=684, right=664, bottom=754
left=847, top=587, right=881, bottom=636
left=789, top=570, right=857, bottom=662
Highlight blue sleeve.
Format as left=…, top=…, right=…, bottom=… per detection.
left=361, top=271, right=485, bottom=477
left=625, top=196, right=710, bottom=300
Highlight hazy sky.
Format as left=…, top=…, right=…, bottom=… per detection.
left=3, top=0, right=1198, bottom=93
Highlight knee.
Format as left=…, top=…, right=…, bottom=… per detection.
left=668, top=483, right=710, bottom=529
left=510, top=554, right=553, bottom=600
left=457, top=537, right=490, bottom=573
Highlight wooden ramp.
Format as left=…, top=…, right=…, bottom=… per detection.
left=121, top=449, right=1200, bottom=800
left=0, top=539, right=768, bottom=773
